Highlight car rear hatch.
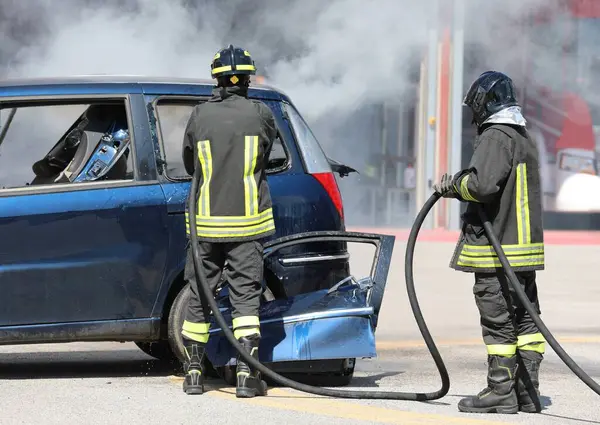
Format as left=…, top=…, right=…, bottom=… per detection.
left=204, top=231, right=395, bottom=367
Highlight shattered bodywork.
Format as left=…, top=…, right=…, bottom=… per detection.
left=200, top=231, right=395, bottom=368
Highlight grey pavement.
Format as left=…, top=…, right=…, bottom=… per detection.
left=0, top=241, right=599, bottom=424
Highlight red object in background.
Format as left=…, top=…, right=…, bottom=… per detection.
left=568, top=0, right=600, bottom=17
left=555, top=92, right=596, bottom=152
left=436, top=28, right=451, bottom=228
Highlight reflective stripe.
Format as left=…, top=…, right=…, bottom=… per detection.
left=182, top=330, right=209, bottom=343
left=236, top=64, right=256, bottom=71
left=233, top=316, right=260, bottom=329
left=186, top=136, right=274, bottom=240
left=212, top=65, right=232, bottom=74
left=517, top=332, right=545, bottom=346
left=243, top=136, right=259, bottom=216
left=516, top=163, right=531, bottom=245
left=458, top=242, right=544, bottom=268
left=182, top=320, right=210, bottom=343
left=487, top=344, right=517, bottom=356
left=182, top=321, right=210, bottom=334
left=197, top=140, right=213, bottom=217
left=459, top=175, right=479, bottom=202
left=186, top=219, right=275, bottom=238
left=234, top=327, right=261, bottom=339
left=233, top=316, right=261, bottom=339
left=462, top=243, right=544, bottom=256
left=185, top=208, right=273, bottom=228
left=518, top=333, right=546, bottom=354
left=457, top=255, right=544, bottom=268
left=519, top=342, right=545, bottom=353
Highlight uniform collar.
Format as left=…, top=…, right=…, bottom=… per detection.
left=482, top=106, right=527, bottom=127
left=209, top=85, right=249, bottom=102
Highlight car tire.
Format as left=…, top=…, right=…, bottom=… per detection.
left=167, top=282, right=219, bottom=378
left=167, top=283, right=190, bottom=364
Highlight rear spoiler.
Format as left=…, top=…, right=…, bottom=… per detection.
left=327, top=157, right=358, bottom=178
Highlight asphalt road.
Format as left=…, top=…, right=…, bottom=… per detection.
left=1, top=240, right=600, bottom=425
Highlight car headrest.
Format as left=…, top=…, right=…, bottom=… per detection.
left=32, top=157, right=60, bottom=178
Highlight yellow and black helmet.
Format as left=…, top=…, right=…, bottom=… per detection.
left=211, top=44, right=256, bottom=78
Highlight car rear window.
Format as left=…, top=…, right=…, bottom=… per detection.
left=281, top=101, right=331, bottom=174
left=154, top=98, right=290, bottom=180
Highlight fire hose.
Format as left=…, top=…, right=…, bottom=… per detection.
left=188, top=164, right=600, bottom=399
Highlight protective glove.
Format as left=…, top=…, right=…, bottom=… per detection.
left=433, top=173, right=459, bottom=198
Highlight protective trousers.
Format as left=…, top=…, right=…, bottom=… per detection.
left=473, top=271, right=545, bottom=361
left=182, top=240, right=264, bottom=343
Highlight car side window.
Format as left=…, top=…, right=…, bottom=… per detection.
left=154, top=99, right=289, bottom=180
left=0, top=101, right=134, bottom=190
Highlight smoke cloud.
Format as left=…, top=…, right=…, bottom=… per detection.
left=0, top=0, right=573, bottom=224
left=1, top=0, right=432, bottom=118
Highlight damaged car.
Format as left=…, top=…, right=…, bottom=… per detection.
left=0, top=76, right=392, bottom=386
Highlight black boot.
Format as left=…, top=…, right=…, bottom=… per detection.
left=235, top=334, right=268, bottom=398
left=517, top=352, right=542, bottom=413
left=458, top=355, right=519, bottom=414
left=182, top=338, right=206, bottom=395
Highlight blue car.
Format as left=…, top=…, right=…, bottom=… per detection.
left=0, top=76, right=394, bottom=386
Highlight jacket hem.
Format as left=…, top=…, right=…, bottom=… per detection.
left=450, top=264, right=545, bottom=273
left=189, top=229, right=276, bottom=244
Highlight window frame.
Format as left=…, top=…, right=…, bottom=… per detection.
left=151, top=95, right=292, bottom=183
left=0, top=94, right=143, bottom=198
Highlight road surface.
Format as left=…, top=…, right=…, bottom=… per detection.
left=1, top=240, right=599, bottom=424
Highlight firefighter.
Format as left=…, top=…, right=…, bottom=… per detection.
left=433, top=71, right=545, bottom=414
left=179, top=44, right=277, bottom=398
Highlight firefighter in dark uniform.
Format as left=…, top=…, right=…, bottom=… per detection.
left=434, top=71, right=545, bottom=414
left=179, top=44, right=277, bottom=398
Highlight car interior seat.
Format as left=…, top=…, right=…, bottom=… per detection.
left=53, top=129, right=105, bottom=183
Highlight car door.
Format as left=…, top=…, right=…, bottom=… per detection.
left=205, top=231, right=395, bottom=367
left=0, top=94, right=169, bottom=329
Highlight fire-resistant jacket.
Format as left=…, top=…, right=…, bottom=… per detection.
left=449, top=123, right=545, bottom=273
left=182, top=85, right=277, bottom=242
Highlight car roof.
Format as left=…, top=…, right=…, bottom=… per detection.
left=0, top=74, right=291, bottom=101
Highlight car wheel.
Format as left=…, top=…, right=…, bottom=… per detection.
left=134, top=341, right=178, bottom=363
left=167, top=283, right=219, bottom=377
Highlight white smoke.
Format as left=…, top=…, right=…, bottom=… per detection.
left=1, top=0, right=555, bottom=119
left=1, top=0, right=427, bottom=120
left=0, top=0, right=570, bottom=221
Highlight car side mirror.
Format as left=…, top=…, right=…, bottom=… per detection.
left=327, top=157, right=358, bottom=178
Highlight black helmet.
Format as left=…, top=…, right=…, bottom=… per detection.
left=211, top=44, right=256, bottom=79
left=463, top=71, right=519, bottom=127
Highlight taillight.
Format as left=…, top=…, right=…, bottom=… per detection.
left=312, top=172, right=344, bottom=219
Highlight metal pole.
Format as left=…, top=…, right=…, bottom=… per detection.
left=448, top=0, right=465, bottom=230
left=0, top=108, right=17, bottom=147
left=415, top=58, right=428, bottom=218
